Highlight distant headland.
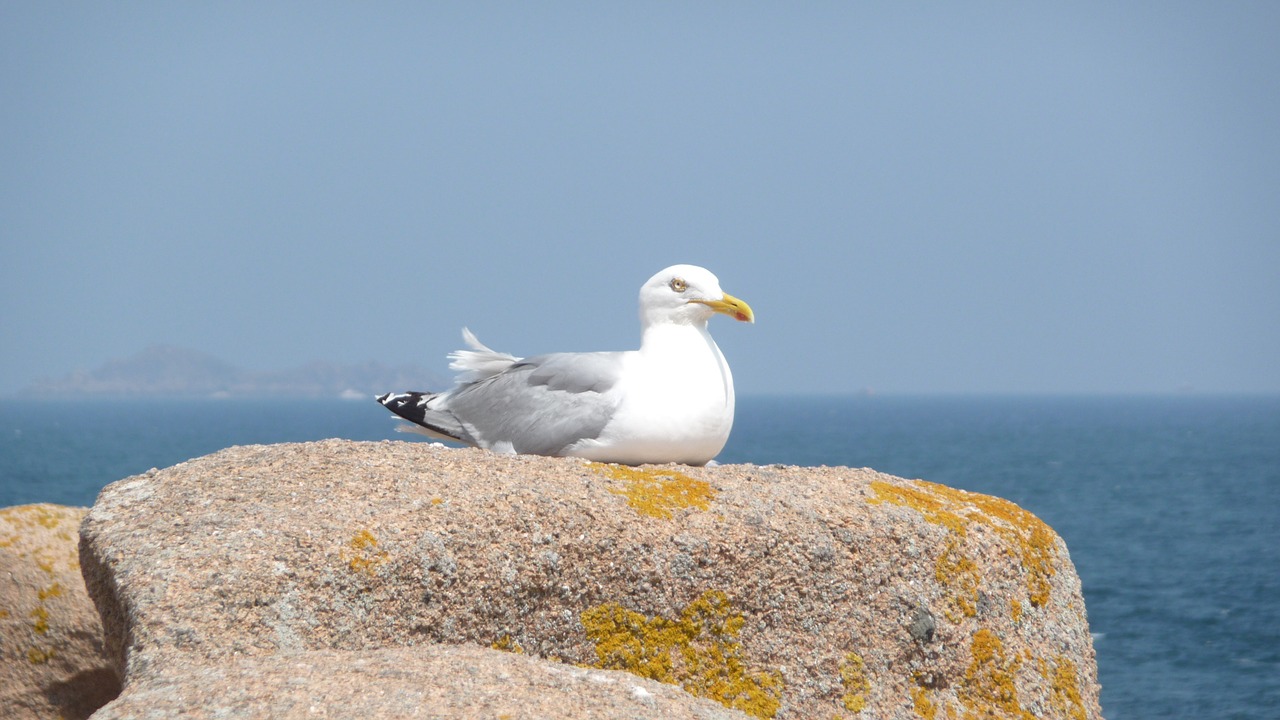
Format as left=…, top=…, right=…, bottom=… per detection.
left=13, top=345, right=444, bottom=399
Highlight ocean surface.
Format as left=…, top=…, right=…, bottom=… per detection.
left=1, top=395, right=1277, bottom=719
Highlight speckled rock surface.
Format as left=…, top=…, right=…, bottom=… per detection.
left=80, top=440, right=1103, bottom=719
left=91, top=643, right=749, bottom=719
left=1, top=504, right=120, bottom=719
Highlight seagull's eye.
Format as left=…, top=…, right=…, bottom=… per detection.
left=669, top=278, right=688, bottom=293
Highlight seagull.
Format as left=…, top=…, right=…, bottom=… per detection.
left=377, top=264, right=754, bottom=466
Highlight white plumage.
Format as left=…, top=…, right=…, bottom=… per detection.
left=378, top=264, right=754, bottom=466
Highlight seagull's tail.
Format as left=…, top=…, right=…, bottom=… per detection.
left=447, top=328, right=520, bottom=383
left=376, top=391, right=473, bottom=445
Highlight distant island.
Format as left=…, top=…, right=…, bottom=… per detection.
left=14, top=345, right=446, bottom=399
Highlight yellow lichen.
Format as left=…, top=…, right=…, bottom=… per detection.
left=935, top=538, right=981, bottom=621
left=343, top=529, right=389, bottom=577
left=839, top=652, right=870, bottom=712
left=1041, top=655, right=1087, bottom=720
left=581, top=589, right=782, bottom=718
left=3, top=504, right=66, bottom=529
left=38, top=582, right=64, bottom=601
left=27, top=646, right=55, bottom=664
left=911, top=684, right=937, bottom=720
left=869, top=481, right=970, bottom=536
left=492, top=634, right=524, bottom=654
left=1010, top=599, right=1023, bottom=624
left=590, top=463, right=716, bottom=520
left=430, top=497, right=444, bottom=506
left=31, top=605, right=50, bottom=634
left=870, top=480, right=1058, bottom=607
left=957, top=629, right=1034, bottom=720
left=0, top=504, right=78, bottom=535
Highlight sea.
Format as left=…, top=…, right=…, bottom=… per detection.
left=1, top=394, right=1277, bottom=719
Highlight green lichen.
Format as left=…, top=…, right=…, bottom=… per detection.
left=581, top=589, right=782, bottom=718
left=839, top=652, right=870, bottom=712
left=590, top=463, right=716, bottom=520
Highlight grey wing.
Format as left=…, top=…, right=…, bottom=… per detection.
left=445, top=351, right=625, bottom=456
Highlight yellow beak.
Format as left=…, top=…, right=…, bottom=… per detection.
left=692, top=292, right=755, bottom=323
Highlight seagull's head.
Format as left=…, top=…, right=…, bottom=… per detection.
left=639, top=264, right=755, bottom=328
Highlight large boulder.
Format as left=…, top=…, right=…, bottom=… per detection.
left=0, top=504, right=120, bottom=719
left=79, top=440, right=1102, bottom=719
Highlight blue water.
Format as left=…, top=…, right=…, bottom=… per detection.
left=2, top=395, right=1277, bottom=719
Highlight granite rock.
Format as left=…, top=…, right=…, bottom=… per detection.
left=80, top=440, right=1103, bottom=719
left=90, top=644, right=750, bottom=719
left=0, top=504, right=120, bottom=719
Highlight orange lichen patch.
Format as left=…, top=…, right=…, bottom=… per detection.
left=870, top=480, right=1058, bottom=607
left=839, top=652, right=870, bottom=713
left=343, top=529, right=390, bottom=576
left=1040, top=655, right=1087, bottom=720
left=581, top=589, right=782, bottom=718
left=936, top=538, right=981, bottom=621
left=589, top=463, right=716, bottom=520
left=1010, top=599, right=1023, bottom=624
left=491, top=634, right=524, bottom=654
left=957, top=629, right=1034, bottom=720
left=430, top=497, right=444, bottom=506
left=27, top=646, right=55, bottom=664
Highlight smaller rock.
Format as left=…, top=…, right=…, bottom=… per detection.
left=92, top=645, right=751, bottom=719
left=0, top=504, right=120, bottom=719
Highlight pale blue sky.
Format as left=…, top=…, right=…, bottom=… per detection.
left=3, top=3, right=1277, bottom=395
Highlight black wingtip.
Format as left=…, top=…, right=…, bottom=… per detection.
left=375, top=391, right=469, bottom=445
left=376, top=391, right=428, bottom=420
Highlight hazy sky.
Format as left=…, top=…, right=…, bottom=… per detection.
left=3, top=3, right=1277, bottom=395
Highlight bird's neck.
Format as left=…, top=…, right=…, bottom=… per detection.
left=639, top=321, right=715, bottom=357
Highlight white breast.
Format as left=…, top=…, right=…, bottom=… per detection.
left=567, top=324, right=735, bottom=465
